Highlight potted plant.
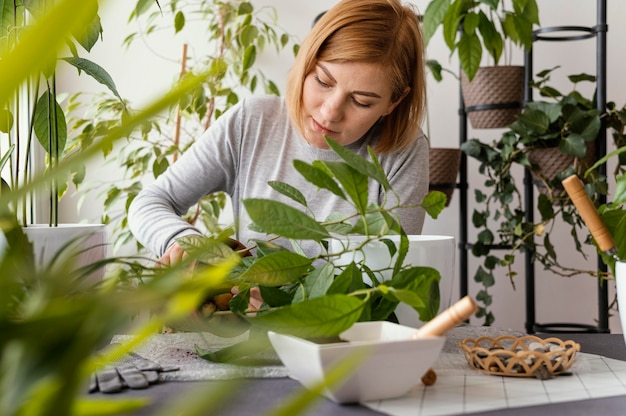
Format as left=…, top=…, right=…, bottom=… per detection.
left=0, top=1, right=250, bottom=414
left=66, top=0, right=298, bottom=254
left=139, top=137, right=449, bottom=360
left=422, top=0, right=539, bottom=129
left=460, top=67, right=625, bottom=323
left=0, top=0, right=126, bottom=273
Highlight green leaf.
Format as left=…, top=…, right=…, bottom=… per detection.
left=0, top=144, right=14, bottom=172
left=34, top=91, right=67, bottom=156
left=238, top=2, right=254, bottom=15
left=242, top=45, right=256, bottom=71
left=72, top=9, right=102, bottom=52
left=385, top=266, right=440, bottom=321
left=239, top=24, right=258, bottom=47
left=327, top=262, right=365, bottom=295
left=321, top=161, right=369, bottom=214
left=0, top=108, right=13, bottom=132
left=293, top=160, right=345, bottom=199
left=268, top=180, right=307, bottom=206
left=237, top=251, right=312, bottom=286
left=559, top=134, right=586, bottom=158
left=422, top=0, right=450, bottom=45
left=326, top=137, right=390, bottom=190
left=247, top=294, right=365, bottom=338
left=62, top=57, right=123, bottom=102
left=421, top=191, right=446, bottom=219
left=297, top=262, right=335, bottom=299
left=174, top=11, right=185, bottom=33
left=243, top=198, right=331, bottom=241
left=458, top=32, right=482, bottom=82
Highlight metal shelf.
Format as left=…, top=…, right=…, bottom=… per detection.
left=458, top=0, right=609, bottom=334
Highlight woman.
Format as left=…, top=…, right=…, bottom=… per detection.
left=128, top=0, right=429, bottom=267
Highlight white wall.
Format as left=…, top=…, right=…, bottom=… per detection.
left=61, top=0, right=626, bottom=333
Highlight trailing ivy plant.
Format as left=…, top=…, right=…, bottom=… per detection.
left=155, top=137, right=448, bottom=361
left=67, top=0, right=298, bottom=252
left=461, top=67, right=626, bottom=324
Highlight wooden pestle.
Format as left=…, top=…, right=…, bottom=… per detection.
left=561, top=174, right=618, bottom=257
left=411, top=296, right=477, bottom=339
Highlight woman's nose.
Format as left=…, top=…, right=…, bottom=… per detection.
left=320, top=94, right=344, bottom=122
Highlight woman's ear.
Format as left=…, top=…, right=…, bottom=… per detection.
left=384, top=86, right=411, bottom=116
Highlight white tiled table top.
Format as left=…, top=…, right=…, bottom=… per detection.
left=362, top=353, right=626, bottom=416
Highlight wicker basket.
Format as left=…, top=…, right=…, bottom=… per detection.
left=429, top=147, right=461, bottom=206
left=459, top=335, right=580, bottom=379
left=461, top=66, right=524, bottom=129
left=527, top=141, right=597, bottom=200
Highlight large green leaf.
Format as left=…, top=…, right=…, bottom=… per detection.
left=243, top=198, right=330, bottom=241
left=458, top=32, right=482, bottom=82
left=385, top=266, right=440, bottom=322
left=71, top=8, right=102, bottom=52
left=247, top=294, right=365, bottom=338
left=62, top=57, right=122, bottom=101
left=320, top=161, right=369, bottom=215
left=422, top=0, right=450, bottom=45
left=268, top=180, right=307, bottom=206
left=325, top=137, right=390, bottom=190
left=237, top=251, right=313, bottom=286
left=34, top=90, right=67, bottom=156
left=293, top=159, right=345, bottom=199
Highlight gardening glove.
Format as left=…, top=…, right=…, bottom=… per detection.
left=89, top=348, right=178, bottom=394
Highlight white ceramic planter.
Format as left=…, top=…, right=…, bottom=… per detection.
left=22, top=224, right=107, bottom=283
left=330, top=235, right=456, bottom=328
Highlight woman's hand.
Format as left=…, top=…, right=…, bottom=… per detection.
left=231, top=286, right=264, bottom=314
left=158, top=242, right=191, bottom=268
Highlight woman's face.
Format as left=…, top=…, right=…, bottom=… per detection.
left=301, top=60, right=404, bottom=148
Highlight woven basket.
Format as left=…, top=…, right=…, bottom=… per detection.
left=461, top=66, right=524, bottom=129
left=459, top=335, right=580, bottom=379
left=429, top=147, right=461, bottom=206
left=527, top=141, right=596, bottom=200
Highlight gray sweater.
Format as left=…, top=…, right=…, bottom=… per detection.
left=128, top=95, right=429, bottom=257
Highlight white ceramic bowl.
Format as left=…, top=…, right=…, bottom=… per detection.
left=268, top=321, right=445, bottom=403
left=329, top=235, right=456, bottom=327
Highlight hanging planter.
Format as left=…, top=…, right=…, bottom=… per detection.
left=461, top=66, right=525, bottom=129
left=429, top=147, right=461, bottom=207
left=527, top=141, right=596, bottom=200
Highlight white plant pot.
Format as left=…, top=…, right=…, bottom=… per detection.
left=615, top=261, right=626, bottom=343
left=330, top=235, right=456, bottom=328
left=22, top=224, right=108, bottom=283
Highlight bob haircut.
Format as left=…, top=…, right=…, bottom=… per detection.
left=286, top=0, right=426, bottom=154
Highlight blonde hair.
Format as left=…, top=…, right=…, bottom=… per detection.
left=286, top=0, right=426, bottom=154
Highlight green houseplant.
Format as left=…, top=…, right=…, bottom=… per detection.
left=422, top=0, right=539, bottom=129
left=3, top=2, right=395, bottom=414
left=461, top=67, right=625, bottom=323
left=67, top=0, right=298, bottom=253
left=0, top=0, right=127, bottom=274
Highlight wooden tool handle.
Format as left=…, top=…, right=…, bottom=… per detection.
left=412, top=296, right=477, bottom=338
left=561, top=174, right=616, bottom=253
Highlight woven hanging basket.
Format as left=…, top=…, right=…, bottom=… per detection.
left=429, top=147, right=461, bottom=206
left=461, top=66, right=525, bottom=129
left=526, top=141, right=597, bottom=200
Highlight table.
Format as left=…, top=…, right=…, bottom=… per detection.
left=92, top=333, right=626, bottom=416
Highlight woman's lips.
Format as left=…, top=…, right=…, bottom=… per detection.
left=312, top=118, right=338, bottom=136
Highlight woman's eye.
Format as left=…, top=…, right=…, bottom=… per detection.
left=352, top=97, right=371, bottom=108
left=314, top=76, right=331, bottom=88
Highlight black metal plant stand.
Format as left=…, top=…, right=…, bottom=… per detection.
left=458, top=0, right=609, bottom=334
